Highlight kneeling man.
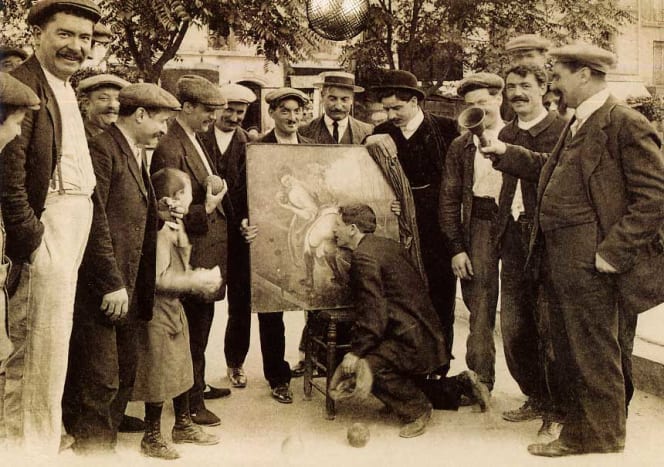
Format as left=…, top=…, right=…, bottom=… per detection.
left=333, top=204, right=490, bottom=438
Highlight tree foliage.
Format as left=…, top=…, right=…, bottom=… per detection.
left=1, top=0, right=325, bottom=83
left=342, top=0, right=634, bottom=93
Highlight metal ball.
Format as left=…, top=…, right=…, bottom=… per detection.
left=306, top=0, right=370, bottom=41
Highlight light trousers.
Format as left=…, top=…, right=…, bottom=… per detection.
left=0, top=193, right=92, bottom=454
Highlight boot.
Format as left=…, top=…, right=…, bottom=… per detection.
left=172, top=413, right=220, bottom=446
left=141, top=418, right=180, bottom=460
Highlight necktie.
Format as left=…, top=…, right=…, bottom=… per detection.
left=332, top=121, right=339, bottom=143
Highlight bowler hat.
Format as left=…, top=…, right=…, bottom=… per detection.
left=314, top=71, right=364, bottom=93
left=371, top=69, right=425, bottom=100
left=505, top=34, right=551, bottom=53
left=0, top=72, right=40, bottom=109
left=549, top=42, right=617, bottom=74
left=119, top=83, right=181, bottom=111
left=176, top=75, right=226, bottom=108
left=264, top=87, right=309, bottom=106
left=27, top=0, right=101, bottom=26
left=0, top=46, right=29, bottom=62
left=218, top=83, right=256, bottom=104
left=77, top=73, right=130, bottom=94
left=457, top=72, right=504, bottom=97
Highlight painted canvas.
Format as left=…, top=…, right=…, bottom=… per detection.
left=246, top=143, right=400, bottom=312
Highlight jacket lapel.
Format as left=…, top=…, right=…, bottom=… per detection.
left=110, top=125, right=147, bottom=198
left=172, top=121, right=213, bottom=187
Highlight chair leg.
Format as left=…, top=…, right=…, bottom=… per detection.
left=325, top=319, right=337, bottom=420
left=303, top=311, right=314, bottom=400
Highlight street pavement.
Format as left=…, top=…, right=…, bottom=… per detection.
left=5, top=298, right=664, bottom=466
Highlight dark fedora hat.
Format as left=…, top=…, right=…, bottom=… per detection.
left=371, top=69, right=425, bottom=100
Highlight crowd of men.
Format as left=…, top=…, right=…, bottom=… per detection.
left=0, top=0, right=663, bottom=460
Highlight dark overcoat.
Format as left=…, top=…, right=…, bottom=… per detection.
left=349, top=234, right=450, bottom=375
left=76, top=125, right=158, bottom=322
left=151, top=120, right=227, bottom=297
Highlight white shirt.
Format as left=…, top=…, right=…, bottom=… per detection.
left=572, top=87, right=610, bottom=134
left=42, top=65, right=96, bottom=195
left=401, top=108, right=425, bottom=140
left=324, top=114, right=349, bottom=143
left=508, top=108, right=550, bottom=219
left=214, top=126, right=234, bottom=155
left=275, top=131, right=299, bottom=145
left=177, top=118, right=214, bottom=176
left=472, top=121, right=506, bottom=200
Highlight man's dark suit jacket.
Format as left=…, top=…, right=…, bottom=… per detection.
left=299, top=115, right=373, bottom=144
left=76, top=125, right=158, bottom=323
left=151, top=119, right=227, bottom=297
left=349, top=234, right=450, bottom=375
left=0, top=55, right=122, bottom=295
left=495, top=96, right=664, bottom=314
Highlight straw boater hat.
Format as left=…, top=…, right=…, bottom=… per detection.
left=314, top=71, right=364, bottom=93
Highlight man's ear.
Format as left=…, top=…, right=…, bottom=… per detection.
left=32, top=26, right=43, bottom=47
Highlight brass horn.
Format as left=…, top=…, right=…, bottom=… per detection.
left=458, top=106, right=489, bottom=147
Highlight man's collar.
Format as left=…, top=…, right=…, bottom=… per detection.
left=323, top=114, right=349, bottom=128
left=176, top=116, right=196, bottom=137
left=39, top=61, right=70, bottom=88
left=115, top=122, right=139, bottom=150
left=517, top=107, right=549, bottom=130
left=404, top=108, right=425, bottom=133
left=574, top=87, right=610, bottom=123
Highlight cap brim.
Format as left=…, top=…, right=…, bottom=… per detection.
left=314, top=82, right=365, bottom=92
left=370, top=84, right=425, bottom=99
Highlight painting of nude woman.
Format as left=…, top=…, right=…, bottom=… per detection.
left=246, top=143, right=399, bottom=312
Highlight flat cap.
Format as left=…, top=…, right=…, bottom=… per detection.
left=119, top=83, right=181, bottom=111
left=264, top=87, right=309, bottom=106
left=549, top=42, right=617, bottom=74
left=77, top=73, right=130, bottom=94
left=314, top=71, right=364, bottom=92
left=219, top=83, right=256, bottom=104
left=176, top=75, right=226, bottom=108
left=0, top=72, right=40, bottom=109
left=93, top=22, right=113, bottom=44
left=505, top=34, right=551, bottom=53
left=0, top=46, right=29, bottom=61
left=27, top=0, right=101, bottom=26
left=457, top=72, right=504, bottom=97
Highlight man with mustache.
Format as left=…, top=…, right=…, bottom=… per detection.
left=199, top=83, right=257, bottom=391
left=0, top=0, right=128, bottom=454
left=496, top=65, right=566, bottom=438
left=439, top=73, right=506, bottom=402
left=63, top=83, right=181, bottom=454
left=77, top=73, right=130, bottom=139
left=151, top=75, right=228, bottom=427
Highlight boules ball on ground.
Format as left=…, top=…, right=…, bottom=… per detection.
left=347, top=422, right=370, bottom=447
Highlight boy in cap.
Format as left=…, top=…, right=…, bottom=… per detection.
left=200, top=82, right=256, bottom=390
left=77, top=73, right=131, bottom=139
left=481, top=42, right=664, bottom=457
left=368, top=70, right=459, bottom=359
left=0, top=73, right=40, bottom=361
left=238, top=87, right=312, bottom=403
left=151, top=75, right=229, bottom=426
left=0, top=0, right=129, bottom=454
left=439, top=72, right=506, bottom=401
left=63, top=83, right=181, bottom=454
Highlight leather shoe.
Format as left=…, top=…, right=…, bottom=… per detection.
left=457, top=370, right=491, bottom=412
left=537, top=419, right=563, bottom=444
left=203, top=384, right=231, bottom=399
left=502, top=398, right=543, bottom=422
left=227, top=367, right=247, bottom=388
left=399, top=406, right=432, bottom=438
left=190, top=407, right=221, bottom=426
left=527, top=439, right=624, bottom=457
left=172, top=419, right=219, bottom=446
left=118, top=414, right=146, bottom=433
left=141, top=433, right=180, bottom=460
left=271, top=383, right=293, bottom=404
left=291, top=361, right=306, bottom=378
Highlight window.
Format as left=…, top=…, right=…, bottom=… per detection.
left=654, top=41, right=664, bottom=85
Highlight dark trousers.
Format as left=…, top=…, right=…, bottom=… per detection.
left=257, top=312, right=292, bottom=388
left=460, top=215, right=499, bottom=390
left=224, top=242, right=251, bottom=368
left=368, top=356, right=462, bottom=422
left=182, top=296, right=215, bottom=410
left=63, top=319, right=139, bottom=452
left=499, top=217, right=547, bottom=404
left=542, top=223, right=626, bottom=451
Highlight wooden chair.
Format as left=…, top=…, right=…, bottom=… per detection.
left=303, top=308, right=355, bottom=419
